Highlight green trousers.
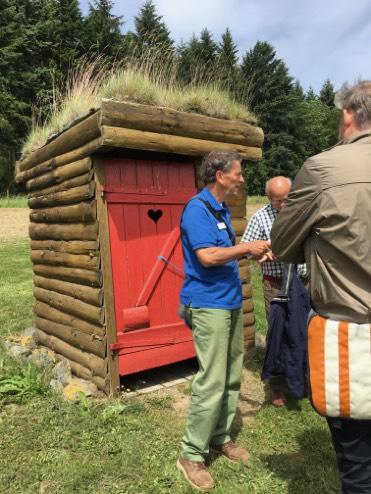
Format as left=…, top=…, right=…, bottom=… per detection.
left=181, top=307, right=244, bottom=462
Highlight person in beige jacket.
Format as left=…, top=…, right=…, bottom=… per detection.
left=271, top=80, right=371, bottom=494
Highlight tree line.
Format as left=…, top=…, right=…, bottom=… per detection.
left=0, top=0, right=340, bottom=194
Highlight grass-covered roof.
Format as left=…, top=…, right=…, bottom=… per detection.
left=23, top=61, right=256, bottom=156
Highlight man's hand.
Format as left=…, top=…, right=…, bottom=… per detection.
left=196, top=240, right=271, bottom=267
left=257, top=250, right=278, bottom=264
left=243, top=240, right=271, bottom=259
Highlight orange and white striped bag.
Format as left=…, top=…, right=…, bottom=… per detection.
left=308, top=315, right=371, bottom=419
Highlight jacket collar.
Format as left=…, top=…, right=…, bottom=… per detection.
left=343, top=128, right=371, bottom=144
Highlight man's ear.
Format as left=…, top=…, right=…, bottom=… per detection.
left=340, top=108, right=358, bottom=139
left=215, top=170, right=224, bottom=183
left=343, top=109, right=353, bottom=127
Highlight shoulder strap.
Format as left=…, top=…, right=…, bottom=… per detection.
left=180, top=196, right=236, bottom=246
left=197, top=198, right=236, bottom=246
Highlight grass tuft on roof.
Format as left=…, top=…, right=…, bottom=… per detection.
left=23, top=54, right=255, bottom=155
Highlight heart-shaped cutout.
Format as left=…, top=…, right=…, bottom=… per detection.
left=148, top=209, right=163, bottom=224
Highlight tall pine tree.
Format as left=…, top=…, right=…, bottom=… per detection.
left=177, top=35, right=200, bottom=85
left=0, top=0, right=91, bottom=191
left=0, top=0, right=29, bottom=191
left=0, top=0, right=63, bottom=191
left=299, top=81, right=339, bottom=158
left=84, top=0, right=125, bottom=61
left=306, top=87, right=317, bottom=100
left=197, top=29, right=218, bottom=84
left=216, top=28, right=240, bottom=91
left=299, top=97, right=339, bottom=158
left=293, top=80, right=305, bottom=98
left=177, top=29, right=218, bottom=85
left=319, top=79, right=335, bottom=106
left=131, top=0, right=173, bottom=56
left=240, top=41, right=305, bottom=193
left=55, top=0, right=85, bottom=76
left=21, top=0, right=60, bottom=112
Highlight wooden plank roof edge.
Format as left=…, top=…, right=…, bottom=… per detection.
left=100, top=100, right=264, bottom=147
left=100, top=98, right=260, bottom=127
left=17, top=100, right=263, bottom=178
left=101, top=125, right=262, bottom=161
left=18, top=111, right=102, bottom=173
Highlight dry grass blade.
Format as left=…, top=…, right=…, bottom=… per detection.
left=23, top=48, right=256, bottom=155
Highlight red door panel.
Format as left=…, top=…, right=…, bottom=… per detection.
left=104, top=157, right=196, bottom=375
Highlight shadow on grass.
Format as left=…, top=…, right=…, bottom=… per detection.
left=244, top=346, right=266, bottom=374
left=206, top=409, right=245, bottom=467
left=262, top=427, right=339, bottom=494
left=245, top=346, right=308, bottom=412
left=285, top=396, right=303, bottom=412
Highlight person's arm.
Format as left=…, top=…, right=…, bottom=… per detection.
left=271, top=158, right=322, bottom=263
left=240, top=209, right=278, bottom=263
left=196, top=240, right=270, bottom=267
left=182, top=203, right=270, bottom=268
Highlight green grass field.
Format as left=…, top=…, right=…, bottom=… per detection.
left=0, top=239, right=339, bottom=494
left=246, top=195, right=268, bottom=205
left=0, top=195, right=28, bottom=208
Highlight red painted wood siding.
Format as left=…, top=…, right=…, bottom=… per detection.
left=104, top=157, right=197, bottom=375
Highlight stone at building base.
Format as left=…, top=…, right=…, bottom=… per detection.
left=5, top=328, right=101, bottom=401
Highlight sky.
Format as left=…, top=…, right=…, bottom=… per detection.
left=79, top=0, right=371, bottom=92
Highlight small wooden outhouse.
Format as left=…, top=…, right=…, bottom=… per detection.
left=16, top=100, right=264, bottom=394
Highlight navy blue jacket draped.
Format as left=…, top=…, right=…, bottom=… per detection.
left=261, top=266, right=311, bottom=397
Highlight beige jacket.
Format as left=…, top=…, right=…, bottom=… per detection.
left=271, top=130, right=371, bottom=323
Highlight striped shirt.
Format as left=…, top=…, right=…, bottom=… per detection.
left=241, top=203, right=307, bottom=278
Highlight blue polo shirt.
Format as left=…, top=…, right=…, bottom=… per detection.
left=180, top=188, right=242, bottom=309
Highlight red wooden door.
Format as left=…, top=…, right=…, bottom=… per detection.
left=103, top=157, right=196, bottom=375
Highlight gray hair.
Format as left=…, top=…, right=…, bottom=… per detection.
left=265, top=176, right=292, bottom=195
left=334, top=80, right=371, bottom=129
left=201, top=150, right=241, bottom=185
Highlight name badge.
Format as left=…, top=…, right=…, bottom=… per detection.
left=217, top=222, right=227, bottom=230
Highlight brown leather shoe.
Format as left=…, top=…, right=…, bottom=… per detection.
left=177, top=456, right=214, bottom=491
left=212, top=441, right=250, bottom=465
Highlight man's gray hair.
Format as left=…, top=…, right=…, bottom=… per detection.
left=201, top=150, right=241, bottom=185
left=335, top=81, right=371, bottom=129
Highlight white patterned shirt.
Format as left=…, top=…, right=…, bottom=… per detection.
left=241, top=203, right=308, bottom=277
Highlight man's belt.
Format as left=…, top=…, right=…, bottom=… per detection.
left=263, top=275, right=281, bottom=284
left=263, top=274, right=308, bottom=285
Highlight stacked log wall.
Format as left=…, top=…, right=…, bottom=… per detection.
left=25, top=156, right=110, bottom=393
left=228, top=189, right=255, bottom=349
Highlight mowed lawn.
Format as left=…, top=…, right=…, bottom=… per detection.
left=0, top=237, right=340, bottom=493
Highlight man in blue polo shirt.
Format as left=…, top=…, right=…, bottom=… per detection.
left=177, top=150, right=271, bottom=491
